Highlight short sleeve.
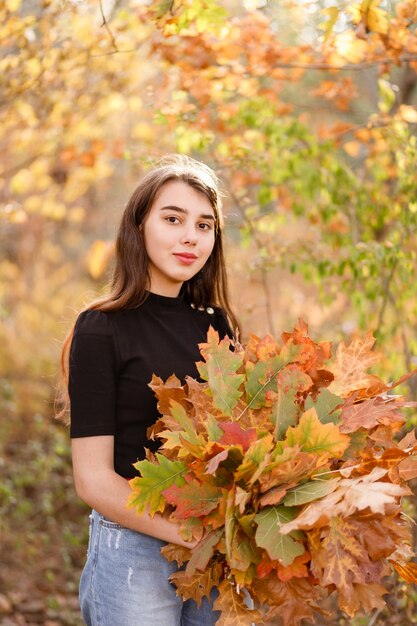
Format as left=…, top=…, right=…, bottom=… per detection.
left=69, top=310, right=118, bottom=438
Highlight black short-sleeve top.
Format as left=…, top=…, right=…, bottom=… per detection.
left=68, top=291, right=233, bottom=477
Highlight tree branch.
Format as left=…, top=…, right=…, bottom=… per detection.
left=98, top=0, right=119, bottom=52
left=270, top=54, right=417, bottom=72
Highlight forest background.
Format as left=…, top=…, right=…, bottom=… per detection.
left=1, top=0, right=417, bottom=624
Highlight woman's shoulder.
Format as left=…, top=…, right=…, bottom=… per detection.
left=74, top=308, right=114, bottom=336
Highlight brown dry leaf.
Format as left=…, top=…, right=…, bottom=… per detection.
left=170, top=561, right=223, bottom=607
left=328, top=332, right=384, bottom=397
left=213, top=579, right=264, bottom=625
left=309, top=517, right=370, bottom=594
left=339, top=396, right=405, bottom=433
left=258, top=450, right=318, bottom=492
left=398, top=455, right=417, bottom=481
left=160, top=543, right=192, bottom=566
left=149, top=374, right=187, bottom=415
left=252, top=576, right=323, bottom=626
left=398, top=429, right=417, bottom=451
left=338, top=582, right=387, bottom=617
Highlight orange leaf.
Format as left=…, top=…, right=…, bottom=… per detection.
left=390, top=560, right=417, bottom=583
left=170, top=560, right=223, bottom=607
left=277, top=551, right=310, bottom=582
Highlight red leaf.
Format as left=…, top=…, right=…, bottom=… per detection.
left=163, top=479, right=222, bottom=519
left=219, top=422, right=258, bottom=452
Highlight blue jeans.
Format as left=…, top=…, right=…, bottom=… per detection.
left=79, top=510, right=220, bottom=626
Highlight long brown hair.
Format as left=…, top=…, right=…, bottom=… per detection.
left=56, top=154, right=239, bottom=421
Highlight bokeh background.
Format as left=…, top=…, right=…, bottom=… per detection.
left=1, top=0, right=417, bottom=623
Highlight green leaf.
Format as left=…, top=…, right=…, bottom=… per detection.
left=305, top=388, right=343, bottom=424
left=274, top=366, right=313, bottom=439
left=205, top=414, right=223, bottom=441
left=197, top=328, right=245, bottom=416
left=234, top=433, right=274, bottom=484
left=169, top=400, right=200, bottom=444
left=244, top=344, right=301, bottom=410
left=254, top=506, right=305, bottom=566
left=128, top=454, right=186, bottom=516
left=186, top=528, right=224, bottom=575
left=283, top=478, right=340, bottom=506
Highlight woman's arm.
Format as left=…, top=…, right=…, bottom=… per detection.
left=71, top=435, right=194, bottom=548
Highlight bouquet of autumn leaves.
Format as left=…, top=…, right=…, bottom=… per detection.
left=128, top=321, right=417, bottom=625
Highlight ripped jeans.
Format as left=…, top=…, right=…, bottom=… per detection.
left=79, top=510, right=220, bottom=626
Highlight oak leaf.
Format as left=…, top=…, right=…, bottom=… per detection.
left=304, top=387, right=342, bottom=424
left=234, top=433, right=274, bottom=484
left=328, top=331, right=384, bottom=397
left=277, top=551, right=310, bottom=582
left=197, top=328, right=245, bottom=416
left=252, top=576, right=323, bottom=626
left=160, top=543, right=192, bottom=567
left=283, top=478, right=340, bottom=507
left=284, top=408, right=350, bottom=459
left=213, top=579, right=264, bottom=626
left=280, top=467, right=409, bottom=533
left=274, top=365, right=313, bottom=438
left=148, top=373, right=186, bottom=416
left=339, top=395, right=406, bottom=433
left=338, top=582, right=387, bottom=617
left=170, top=561, right=223, bottom=607
left=254, top=506, right=305, bottom=566
left=128, top=454, right=186, bottom=515
left=163, top=478, right=222, bottom=519
left=309, top=516, right=370, bottom=594
left=186, top=528, right=224, bottom=575
left=218, top=421, right=258, bottom=452
left=390, top=560, right=417, bottom=583
left=244, top=348, right=300, bottom=410
left=398, top=455, right=417, bottom=481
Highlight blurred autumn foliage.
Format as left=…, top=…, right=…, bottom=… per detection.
left=1, top=0, right=417, bottom=624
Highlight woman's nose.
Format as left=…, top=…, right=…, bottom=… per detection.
left=181, top=229, right=198, bottom=245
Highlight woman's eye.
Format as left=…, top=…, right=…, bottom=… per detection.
left=166, top=216, right=180, bottom=224
left=199, top=222, right=212, bottom=230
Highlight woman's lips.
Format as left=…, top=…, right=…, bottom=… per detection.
left=173, top=253, right=198, bottom=265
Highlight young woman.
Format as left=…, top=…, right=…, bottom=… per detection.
left=59, top=155, right=239, bottom=626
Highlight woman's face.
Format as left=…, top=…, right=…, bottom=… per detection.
left=143, top=180, right=216, bottom=297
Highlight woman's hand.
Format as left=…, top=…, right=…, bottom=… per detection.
left=72, top=435, right=197, bottom=546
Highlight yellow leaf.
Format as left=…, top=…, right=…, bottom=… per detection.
left=366, top=2, right=389, bottom=34
left=335, top=31, right=367, bottom=63
left=284, top=408, right=350, bottom=459
left=86, top=240, right=114, bottom=279
left=26, top=57, right=42, bottom=77
left=6, top=0, right=21, bottom=11
left=10, top=169, right=34, bottom=195
left=319, top=7, right=340, bottom=40
left=343, top=141, right=361, bottom=157
left=398, top=105, right=417, bottom=123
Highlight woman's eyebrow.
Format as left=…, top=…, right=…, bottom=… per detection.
left=160, top=205, right=215, bottom=220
